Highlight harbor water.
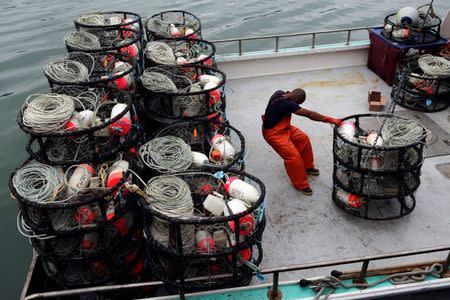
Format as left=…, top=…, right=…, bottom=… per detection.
left=0, top=0, right=447, bottom=298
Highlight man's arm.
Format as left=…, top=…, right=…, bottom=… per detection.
left=294, top=108, right=342, bottom=125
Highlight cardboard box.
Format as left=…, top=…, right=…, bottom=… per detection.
left=368, top=91, right=387, bottom=111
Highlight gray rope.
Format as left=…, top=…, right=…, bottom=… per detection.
left=64, top=31, right=101, bottom=50
left=145, top=18, right=171, bottom=36
left=140, top=70, right=177, bottom=92
left=44, top=55, right=91, bottom=83
left=73, top=14, right=105, bottom=26
left=144, top=41, right=176, bottom=64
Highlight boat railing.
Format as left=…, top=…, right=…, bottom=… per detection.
left=212, top=26, right=379, bottom=55
left=23, top=244, right=450, bottom=299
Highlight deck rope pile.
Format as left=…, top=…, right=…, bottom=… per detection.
left=418, top=54, right=450, bottom=78
left=64, top=31, right=101, bottom=50
left=44, top=56, right=91, bottom=83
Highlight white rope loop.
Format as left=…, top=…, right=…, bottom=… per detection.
left=64, top=31, right=101, bottom=50
left=418, top=54, right=450, bottom=78
left=144, top=41, right=176, bottom=64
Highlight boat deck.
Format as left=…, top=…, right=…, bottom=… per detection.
left=224, top=65, right=450, bottom=281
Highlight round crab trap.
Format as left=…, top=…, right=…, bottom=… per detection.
left=140, top=65, right=226, bottom=119
left=332, top=114, right=427, bottom=220
left=138, top=170, right=265, bottom=291
left=144, top=38, right=215, bottom=68
left=392, top=54, right=450, bottom=112
left=40, top=237, right=145, bottom=288
left=44, top=52, right=138, bottom=101
left=382, top=4, right=442, bottom=44
left=9, top=159, right=139, bottom=236
left=139, top=120, right=245, bottom=176
left=145, top=10, right=201, bottom=41
left=73, top=11, right=143, bottom=35
left=19, top=98, right=141, bottom=165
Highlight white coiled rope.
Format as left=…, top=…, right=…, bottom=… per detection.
left=381, top=117, right=427, bottom=147
left=146, top=18, right=171, bottom=36
left=12, top=162, right=64, bottom=203
left=44, top=56, right=91, bottom=83
left=418, top=54, right=450, bottom=78
left=64, top=31, right=101, bottom=50
left=146, top=175, right=195, bottom=252
left=22, top=93, right=75, bottom=133
left=144, top=41, right=176, bottom=64
left=140, top=70, right=177, bottom=92
left=139, top=136, right=192, bottom=172
left=74, top=14, right=105, bottom=26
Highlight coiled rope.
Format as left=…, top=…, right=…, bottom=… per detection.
left=140, top=70, right=177, bottom=92
left=44, top=56, right=91, bottom=83
left=64, top=31, right=101, bottom=50
left=144, top=41, right=176, bottom=64
left=12, top=162, right=64, bottom=203
left=146, top=18, right=171, bottom=36
left=22, top=93, right=76, bottom=133
left=145, top=175, right=195, bottom=252
left=74, top=14, right=105, bottom=26
left=381, top=117, right=427, bottom=147
left=139, top=136, right=192, bottom=172
left=418, top=54, right=450, bottom=78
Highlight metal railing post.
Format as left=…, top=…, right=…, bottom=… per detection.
left=268, top=271, right=281, bottom=299
left=238, top=40, right=242, bottom=55
left=275, top=36, right=279, bottom=52
left=312, top=33, right=316, bottom=49
left=441, top=251, right=450, bottom=278
left=346, top=30, right=351, bottom=45
left=354, top=260, right=370, bottom=285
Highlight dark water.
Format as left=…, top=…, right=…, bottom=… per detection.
left=0, top=0, right=447, bottom=298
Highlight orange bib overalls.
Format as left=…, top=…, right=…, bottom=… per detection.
left=262, top=115, right=314, bottom=190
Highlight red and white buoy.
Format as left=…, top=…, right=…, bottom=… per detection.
left=336, top=189, right=364, bottom=208
left=169, top=24, right=182, bottom=37
left=82, top=232, right=99, bottom=250
left=176, top=56, right=189, bottom=64
left=211, top=134, right=236, bottom=162
left=112, top=61, right=134, bottom=91
left=106, top=160, right=129, bottom=189
left=199, top=74, right=221, bottom=85
left=223, top=198, right=255, bottom=236
left=224, top=177, right=260, bottom=203
left=196, top=230, right=215, bottom=253
left=76, top=205, right=96, bottom=225
left=366, top=132, right=384, bottom=147
left=120, top=43, right=139, bottom=60
left=67, top=164, right=95, bottom=195
left=338, top=121, right=356, bottom=142
left=184, top=27, right=197, bottom=39
left=198, top=54, right=213, bottom=67
left=65, top=110, right=94, bottom=131
left=204, top=81, right=221, bottom=105
left=109, top=103, right=131, bottom=136
left=191, top=151, right=209, bottom=167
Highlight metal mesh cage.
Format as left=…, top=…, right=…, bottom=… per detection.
left=141, top=65, right=226, bottom=119
left=145, top=10, right=202, bottom=41
left=73, top=11, right=143, bottom=32
left=332, top=114, right=426, bottom=220
left=382, top=4, right=442, bottom=44
left=144, top=38, right=216, bottom=68
left=392, top=56, right=450, bottom=112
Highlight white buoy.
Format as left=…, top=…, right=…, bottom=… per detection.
left=169, top=24, right=182, bottom=37
left=109, top=103, right=131, bottom=136
left=107, top=160, right=129, bottom=188
left=224, top=177, right=259, bottom=203
left=366, top=132, right=384, bottom=147
left=338, top=121, right=356, bottom=142
left=65, top=110, right=94, bottom=131
left=185, top=28, right=195, bottom=36
left=191, top=151, right=209, bottom=167
left=199, top=74, right=221, bottom=85
left=396, top=7, right=419, bottom=25
left=176, top=56, right=188, bottom=64
left=203, top=192, right=226, bottom=216
left=211, top=134, right=236, bottom=162
left=67, top=164, right=95, bottom=196
left=223, top=198, right=255, bottom=236
left=112, top=61, right=134, bottom=91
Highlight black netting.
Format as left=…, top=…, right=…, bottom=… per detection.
left=141, top=65, right=226, bottom=119
left=382, top=4, right=442, bottom=44
left=144, top=38, right=216, bottom=68
left=73, top=11, right=143, bottom=32
left=332, top=114, right=426, bottom=220
left=145, top=11, right=201, bottom=41
left=392, top=56, right=450, bottom=112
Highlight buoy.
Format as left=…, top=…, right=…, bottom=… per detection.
left=228, top=244, right=252, bottom=265
left=128, top=258, right=144, bottom=277
left=396, top=7, right=419, bottom=25
left=191, top=151, right=209, bottom=167
left=213, top=230, right=229, bottom=249
left=198, top=54, right=213, bottom=67
left=366, top=132, right=384, bottom=147
left=369, top=156, right=384, bottom=170
left=82, top=232, right=99, bottom=250
left=224, top=177, right=259, bottom=203
left=177, top=56, right=188, bottom=64
left=204, top=81, right=221, bottom=105
left=203, top=192, right=226, bottom=216
left=107, top=160, right=129, bottom=189
left=112, top=61, right=134, bottom=91
left=76, top=205, right=96, bottom=225
left=121, top=18, right=140, bottom=36
left=384, top=24, right=411, bottom=39
left=210, top=149, right=221, bottom=162
left=65, top=110, right=94, bottom=131
left=211, top=134, right=236, bottom=162
left=338, top=121, right=356, bottom=142
left=109, top=103, right=131, bottom=136
left=223, top=198, right=255, bottom=236
left=196, top=230, right=215, bottom=253
left=120, top=43, right=139, bottom=60
left=169, top=24, right=182, bottom=37
left=199, top=74, right=221, bottom=85
left=336, top=189, right=364, bottom=208
left=91, top=260, right=106, bottom=276
left=184, top=27, right=196, bottom=39
left=113, top=213, right=132, bottom=236
left=67, top=164, right=95, bottom=196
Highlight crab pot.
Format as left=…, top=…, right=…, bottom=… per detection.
left=392, top=56, right=450, bottom=112
left=140, top=120, right=245, bottom=178
left=19, top=100, right=141, bottom=165
left=332, top=114, right=426, bottom=220
left=139, top=170, right=265, bottom=291
left=144, top=38, right=216, bottom=68
left=40, top=238, right=145, bottom=288
left=145, top=10, right=202, bottom=41
left=141, top=65, right=226, bottom=119
left=382, top=4, right=442, bottom=44
left=44, top=52, right=138, bottom=102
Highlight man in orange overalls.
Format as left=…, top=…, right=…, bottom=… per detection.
left=262, top=89, right=342, bottom=195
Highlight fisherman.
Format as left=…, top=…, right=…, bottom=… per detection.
left=262, top=89, right=342, bottom=195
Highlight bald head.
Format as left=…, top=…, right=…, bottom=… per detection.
left=285, top=88, right=306, bottom=104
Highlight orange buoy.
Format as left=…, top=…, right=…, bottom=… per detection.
left=223, top=199, right=255, bottom=236
left=120, top=43, right=139, bottom=60
left=106, top=160, right=129, bottom=189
